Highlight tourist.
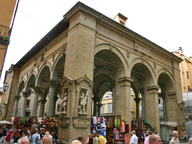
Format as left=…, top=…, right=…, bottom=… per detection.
left=32, top=129, right=40, bottom=144
left=72, top=140, right=83, bottom=144
left=93, top=133, right=103, bottom=144
left=5, top=129, right=13, bottom=143
left=42, top=131, right=52, bottom=144
left=189, top=137, right=192, bottom=144
left=149, top=134, right=162, bottom=144
left=86, top=133, right=93, bottom=144
left=0, top=125, right=7, bottom=142
left=184, top=131, right=187, bottom=142
left=169, top=131, right=179, bottom=144
left=144, top=132, right=149, bottom=144
left=17, top=131, right=29, bottom=144
left=78, top=136, right=86, bottom=144
left=96, top=131, right=105, bottom=144
left=129, top=130, right=138, bottom=144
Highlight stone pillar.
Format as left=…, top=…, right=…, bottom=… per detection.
left=134, top=96, right=141, bottom=119
left=39, top=99, right=47, bottom=117
left=140, top=88, right=145, bottom=119
left=31, top=87, right=41, bottom=117
left=21, top=92, right=29, bottom=117
left=93, top=97, right=98, bottom=116
left=116, top=77, right=133, bottom=134
left=145, top=85, right=160, bottom=133
left=47, top=80, right=57, bottom=116
left=97, top=100, right=102, bottom=117
left=112, top=83, right=116, bottom=115
left=12, top=95, right=21, bottom=117
left=161, top=93, right=167, bottom=121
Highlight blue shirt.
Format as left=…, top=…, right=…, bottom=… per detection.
left=32, top=133, right=40, bottom=144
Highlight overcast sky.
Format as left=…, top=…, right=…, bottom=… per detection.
left=1, top=0, right=192, bottom=86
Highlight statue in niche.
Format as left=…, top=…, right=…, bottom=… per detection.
left=78, top=89, right=88, bottom=113
left=60, top=89, right=68, bottom=113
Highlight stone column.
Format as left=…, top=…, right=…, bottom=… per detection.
left=140, top=88, right=145, bottom=119
left=116, top=77, right=133, bottom=133
left=112, top=83, right=116, bottom=115
left=145, top=85, right=160, bottom=133
left=97, top=100, right=102, bottom=117
left=93, top=97, right=98, bottom=116
left=12, top=95, right=21, bottom=117
left=47, top=80, right=57, bottom=116
left=21, top=92, right=29, bottom=117
left=31, top=87, right=41, bottom=117
left=134, top=96, right=141, bottom=119
left=39, top=99, right=47, bottom=117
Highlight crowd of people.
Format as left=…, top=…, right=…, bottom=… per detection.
left=0, top=125, right=58, bottom=144
left=1, top=123, right=192, bottom=144
left=71, top=130, right=192, bottom=144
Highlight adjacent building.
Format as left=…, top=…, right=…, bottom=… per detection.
left=0, top=0, right=18, bottom=78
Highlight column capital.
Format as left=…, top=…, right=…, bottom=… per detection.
left=22, top=92, right=29, bottom=98
left=139, top=88, right=145, bottom=94
left=118, top=77, right=133, bottom=87
left=92, top=97, right=99, bottom=102
left=40, top=99, right=47, bottom=104
left=134, top=97, right=142, bottom=103
left=147, top=85, right=159, bottom=91
left=15, top=95, right=21, bottom=101
left=49, top=80, right=57, bottom=88
left=118, top=77, right=133, bottom=83
left=33, top=87, right=41, bottom=94
left=168, top=91, right=176, bottom=96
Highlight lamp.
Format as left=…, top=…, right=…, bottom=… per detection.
left=3, top=83, right=9, bottom=92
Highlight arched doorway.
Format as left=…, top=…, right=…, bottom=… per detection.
left=93, top=49, right=125, bottom=117
left=158, top=72, right=175, bottom=141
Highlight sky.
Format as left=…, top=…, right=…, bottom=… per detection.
left=1, top=0, right=192, bottom=86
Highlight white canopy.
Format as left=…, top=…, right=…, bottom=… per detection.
left=0, top=120, right=12, bottom=125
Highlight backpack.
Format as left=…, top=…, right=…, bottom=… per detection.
left=36, top=136, right=40, bottom=144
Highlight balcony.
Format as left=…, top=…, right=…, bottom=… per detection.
left=0, top=24, right=10, bottom=45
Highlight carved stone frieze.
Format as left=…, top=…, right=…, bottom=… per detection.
left=72, top=117, right=90, bottom=129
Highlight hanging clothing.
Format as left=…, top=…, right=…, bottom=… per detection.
left=124, top=134, right=129, bottom=144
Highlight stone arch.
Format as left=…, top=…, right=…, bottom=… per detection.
left=93, top=44, right=126, bottom=117
left=157, top=69, right=176, bottom=140
left=25, top=74, right=36, bottom=92
left=129, top=58, right=155, bottom=82
left=95, top=43, right=128, bottom=75
left=16, top=80, right=25, bottom=96
left=36, top=62, right=52, bottom=86
left=156, top=68, right=174, bottom=89
left=52, top=52, right=66, bottom=80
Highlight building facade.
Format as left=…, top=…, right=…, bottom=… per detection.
left=173, top=47, right=192, bottom=93
left=2, top=2, right=185, bottom=142
left=0, top=0, right=18, bottom=78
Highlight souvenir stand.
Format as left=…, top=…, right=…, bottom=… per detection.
left=90, top=115, right=129, bottom=144
left=12, top=116, right=59, bottom=136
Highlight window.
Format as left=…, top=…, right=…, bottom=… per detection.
left=26, top=100, right=30, bottom=108
left=107, top=103, right=112, bottom=113
left=120, top=20, right=124, bottom=25
left=188, top=86, right=191, bottom=92
left=187, top=71, right=189, bottom=79
left=101, top=104, right=105, bottom=114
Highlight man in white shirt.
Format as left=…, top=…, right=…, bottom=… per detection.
left=130, top=130, right=138, bottom=144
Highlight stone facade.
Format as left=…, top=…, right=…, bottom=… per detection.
left=2, top=2, right=185, bottom=142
